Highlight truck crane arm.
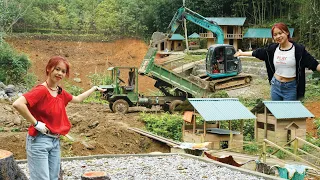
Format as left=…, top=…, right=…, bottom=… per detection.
left=167, top=6, right=224, bottom=44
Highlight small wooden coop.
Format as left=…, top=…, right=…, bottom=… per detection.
left=251, top=101, right=314, bottom=147
left=182, top=98, right=256, bottom=150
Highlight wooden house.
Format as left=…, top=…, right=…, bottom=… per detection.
left=167, top=34, right=185, bottom=51
left=200, top=17, right=246, bottom=50
left=151, top=32, right=185, bottom=52
left=251, top=101, right=314, bottom=148
left=182, top=98, right=256, bottom=150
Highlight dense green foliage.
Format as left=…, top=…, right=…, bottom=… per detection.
left=140, top=112, right=183, bottom=141
left=0, top=41, right=32, bottom=85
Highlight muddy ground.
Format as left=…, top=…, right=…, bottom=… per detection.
left=1, top=37, right=318, bottom=160
left=0, top=101, right=170, bottom=160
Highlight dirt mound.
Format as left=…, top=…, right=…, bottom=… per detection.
left=5, top=37, right=156, bottom=93
left=0, top=102, right=170, bottom=160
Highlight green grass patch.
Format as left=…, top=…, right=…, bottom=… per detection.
left=139, top=112, right=183, bottom=141
left=183, top=54, right=206, bottom=63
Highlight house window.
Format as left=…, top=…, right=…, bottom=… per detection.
left=257, top=122, right=264, bottom=129
left=161, top=42, right=165, bottom=51
left=178, top=42, right=182, bottom=47
left=257, top=122, right=275, bottom=131
left=220, top=141, right=228, bottom=149
left=267, top=124, right=275, bottom=131
left=229, top=39, right=234, bottom=45
left=227, top=26, right=233, bottom=34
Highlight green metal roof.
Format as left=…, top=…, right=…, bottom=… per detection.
left=243, top=28, right=294, bottom=38
left=169, top=34, right=185, bottom=40
left=206, top=17, right=246, bottom=26
left=188, top=32, right=200, bottom=39
left=252, top=101, right=314, bottom=119
left=188, top=98, right=256, bottom=121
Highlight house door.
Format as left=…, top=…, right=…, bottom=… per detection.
left=287, top=129, right=296, bottom=142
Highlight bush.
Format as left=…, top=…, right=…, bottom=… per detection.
left=140, top=112, right=183, bottom=141
left=316, top=118, right=320, bottom=138
left=63, top=81, right=83, bottom=96
left=23, top=73, right=37, bottom=90
left=243, top=142, right=259, bottom=155
left=87, top=72, right=113, bottom=86
left=63, top=73, right=112, bottom=103
left=0, top=42, right=31, bottom=84
left=199, top=39, right=208, bottom=49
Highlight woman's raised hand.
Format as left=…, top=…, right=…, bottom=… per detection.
left=234, top=49, right=243, bottom=57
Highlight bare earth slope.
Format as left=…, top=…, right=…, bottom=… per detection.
left=5, top=37, right=156, bottom=93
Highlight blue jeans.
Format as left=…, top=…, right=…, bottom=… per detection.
left=26, top=133, right=61, bottom=180
left=270, top=76, right=297, bottom=101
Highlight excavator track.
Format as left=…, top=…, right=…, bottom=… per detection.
left=189, top=73, right=252, bottom=92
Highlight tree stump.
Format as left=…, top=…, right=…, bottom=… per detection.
left=81, top=171, right=110, bottom=180
left=0, top=149, right=27, bottom=180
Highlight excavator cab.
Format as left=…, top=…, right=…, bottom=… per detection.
left=206, top=44, right=241, bottom=79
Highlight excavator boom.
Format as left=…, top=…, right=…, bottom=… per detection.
left=167, top=7, right=224, bottom=44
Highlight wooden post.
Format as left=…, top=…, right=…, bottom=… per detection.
left=262, top=141, right=266, bottom=163
left=264, top=106, right=268, bottom=139
left=240, top=119, right=244, bottom=134
left=293, top=138, right=298, bottom=160
left=182, top=120, right=185, bottom=141
left=183, top=0, right=189, bottom=52
left=0, top=149, right=27, bottom=180
left=254, top=112, right=258, bottom=140
left=229, top=120, right=233, bottom=148
left=81, top=171, right=110, bottom=180
left=229, top=131, right=233, bottom=149
left=192, top=114, right=196, bottom=134
left=203, top=121, right=206, bottom=137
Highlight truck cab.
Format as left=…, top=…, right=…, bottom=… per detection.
left=100, top=67, right=139, bottom=113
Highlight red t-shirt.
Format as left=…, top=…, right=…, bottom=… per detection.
left=23, top=85, right=73, bottom=136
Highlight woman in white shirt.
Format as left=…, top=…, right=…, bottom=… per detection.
left=234, top=22, right=320, bottom=100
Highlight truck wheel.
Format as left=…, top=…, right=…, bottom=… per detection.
left=109, top=103, right=113, bottom=112
left=112, top=99, right=129, bottom=114
left=169, top=100, right=183, bottom=113
left=162, top=103, right=170, bottom=112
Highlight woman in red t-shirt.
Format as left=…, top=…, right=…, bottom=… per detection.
left=13, top=56, right=105, bottom=180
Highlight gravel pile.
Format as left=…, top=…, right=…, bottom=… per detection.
left=18, top=154, right=269, bottom=180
